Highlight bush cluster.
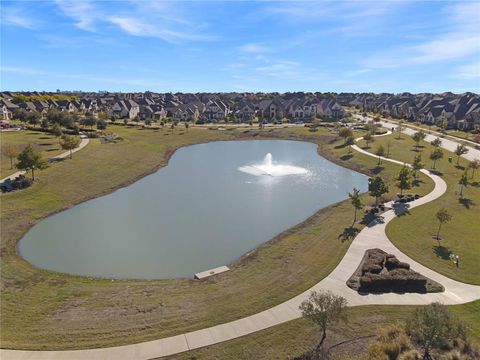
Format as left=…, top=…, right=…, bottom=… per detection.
left=349, top=249, right=444, bottom=293
left=0, top=174, right=33, bottom=193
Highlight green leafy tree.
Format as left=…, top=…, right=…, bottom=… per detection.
left=468, top=159, right=479, bottom=178
left=435, top=208, right=452, bottom=240
left=16, top=144, right=48, bottom=180
left=299, top=291, right=348, bottom=352
left=429, top=148, right=443, bottom=170
left=2, top=144, right=20, bottom=169
left=430, top=137, right=442, bottom=148
left=458, top=171, right=468, bottom=198
left=97, top=119, right=107, bottom=130
left=454, top=144, right=469, bottom=165
left=411, top=130, right=426, bottom=151
left=339, top=127, right=353, bottom=145
left=348, top=188, right=363, bottom=225
left=185, top=122, right=190, bottom=132
left=396, top=164, right=412, bottom=195
left=345, top=135, right=355, bottom=153
left=59, top=135, right=81, bottom=159
left=51, top=123, right=63, bottom=137
left=12, top=108, right=29, bottom=122
left=406, top=302, right=468, bottom=360
left=375, top=144, right=386, bottom=166
left=412, top=154, right=424, bottom=181
left=363, top=132, right=373, bottom=148
left=81, top=117, right=97, bottom=129
left=369, top=176, right=389, bottom=205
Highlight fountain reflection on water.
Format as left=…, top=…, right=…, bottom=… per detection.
left=238, top=153, right=309, bottom=177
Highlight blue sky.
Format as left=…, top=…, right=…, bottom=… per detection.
left=1, top=0, right=479, bottom=93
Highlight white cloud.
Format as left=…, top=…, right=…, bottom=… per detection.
left=53, top=0, right=216, bottom=43
left=107, top=16, right=214, bottom=42
left=54, top=0, right=97, bottom=31
left=452, top=62, right=480, bottom=80
left=363, top=2, right=480, bottom=69
left=238, top=43, right=272, bottom=54
left=1, top=66, right=46, bottom=75
left=1, top=7, right=38, bottom=29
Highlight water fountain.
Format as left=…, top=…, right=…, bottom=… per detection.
left=238, top=153, right=309, bottom=177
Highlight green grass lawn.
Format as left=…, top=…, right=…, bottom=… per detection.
left=0, top=124, right=475, bottom=353
left=164, top=301, right=480, bottom=360
left=358, top=133, right=480, bottom=284
left=0, top=130, right=65, bottom=178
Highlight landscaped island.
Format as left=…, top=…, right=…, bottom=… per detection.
left=347, top=248, right=444, bottom=293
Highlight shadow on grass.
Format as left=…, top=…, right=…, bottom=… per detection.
left=459, top=197, right=474, bottom=209
left=412, top=179, right=424, bottom=187
left=334, top=143, right=347, bottom=149
left=369, top=166, right=384, bottom=174
left=46, top=148, right=60, bottom=152
left=340, top=154, right=353, bottom=161
left=455, top=165, right=466, bottom=171
left=338, top=226, right=360, bottom=242
left=39, top=136, right=53, bottom=139
left=433, top=245, right=452, bottom=260
left=392, top=202, right=411, bottom=216
left=430, top=169, right=444, bottom=176
left=470, top=181, right=480, bottom=188
left=39, top=143, right=54, bottom=146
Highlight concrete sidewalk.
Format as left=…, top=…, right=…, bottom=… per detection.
left=2, top=133, right=479, bottom=360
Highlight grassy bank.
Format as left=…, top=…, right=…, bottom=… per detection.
left=0, top=130, right=65, bottom=178
left=0, top=124, right=454, bottom=351
left=357, top=133, right=480, bottom=284
left=164, top=301, right=480, bottom=360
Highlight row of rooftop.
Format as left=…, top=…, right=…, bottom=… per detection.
left=1, top=91, right=479, bottom=130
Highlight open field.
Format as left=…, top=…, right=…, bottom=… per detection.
left=357, top=133, right=480, bottom=284
left=0, top=130, right=65, bottom=178
left=0, top=124, right=473, bottom=354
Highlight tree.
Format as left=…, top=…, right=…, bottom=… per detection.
left=299, top=291, right=347, bottom=352
left=396, top=164, right=411, bottom=195
left=363, top=132, right=373, bottom=148
left=412, top=154, right=424, bottom=181
left=369, top=176, right=389, bottom=205
left=16, top=144, right=48, bottom=180
left=59, top=135, right=81, bottom=159
left=468, top=159, right=479, bottom=179
left=458, top=171, right=468, bottom=198
left=396, top=120, right=404, bottom=139
left=12, top=108, right=29, bottom=122
left=185, top=122, right=190, bottom=132
left=429, top=148, right=443, bottom=170
left=2, top=144, right=20, bottom=169
left=339, top=127, right=353, bottom=145
left=51, top=123, right=63, bottom=137
left=81, top=117, right=97, bottom=129
left=430, top=137, right=442, bottom=148
left=26, top=112, right=41, bottom=126
left=348, top=188, right=363, bottom=225
left=411, top=130, right=426, bottom=151
left=454, top=144, right=469, bottom=165
left=97, top=119, right=107, bottom=130
left=345, top=135, right=355, bottom=153
left=406, top=302, right=467, bottom=360
left=375, top=144, right=385, bottom=166
left=386, top=141, right=392, bottom=157
left=435, top=208, right=452, bottom=240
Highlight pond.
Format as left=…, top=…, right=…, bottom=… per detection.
left=19, top=140, right=368, bottom=279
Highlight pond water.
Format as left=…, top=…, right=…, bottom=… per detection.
left=19, top=140, right=367, bottom=279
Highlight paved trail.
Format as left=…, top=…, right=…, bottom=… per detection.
left=0, top=135, right=90, bottom=183
left=2, top=132, right=479, bottom=360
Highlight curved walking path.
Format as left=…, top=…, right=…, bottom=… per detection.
left=0, top=134, right=90, bottom=183
left=2, top=133, right=480, bottom=360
